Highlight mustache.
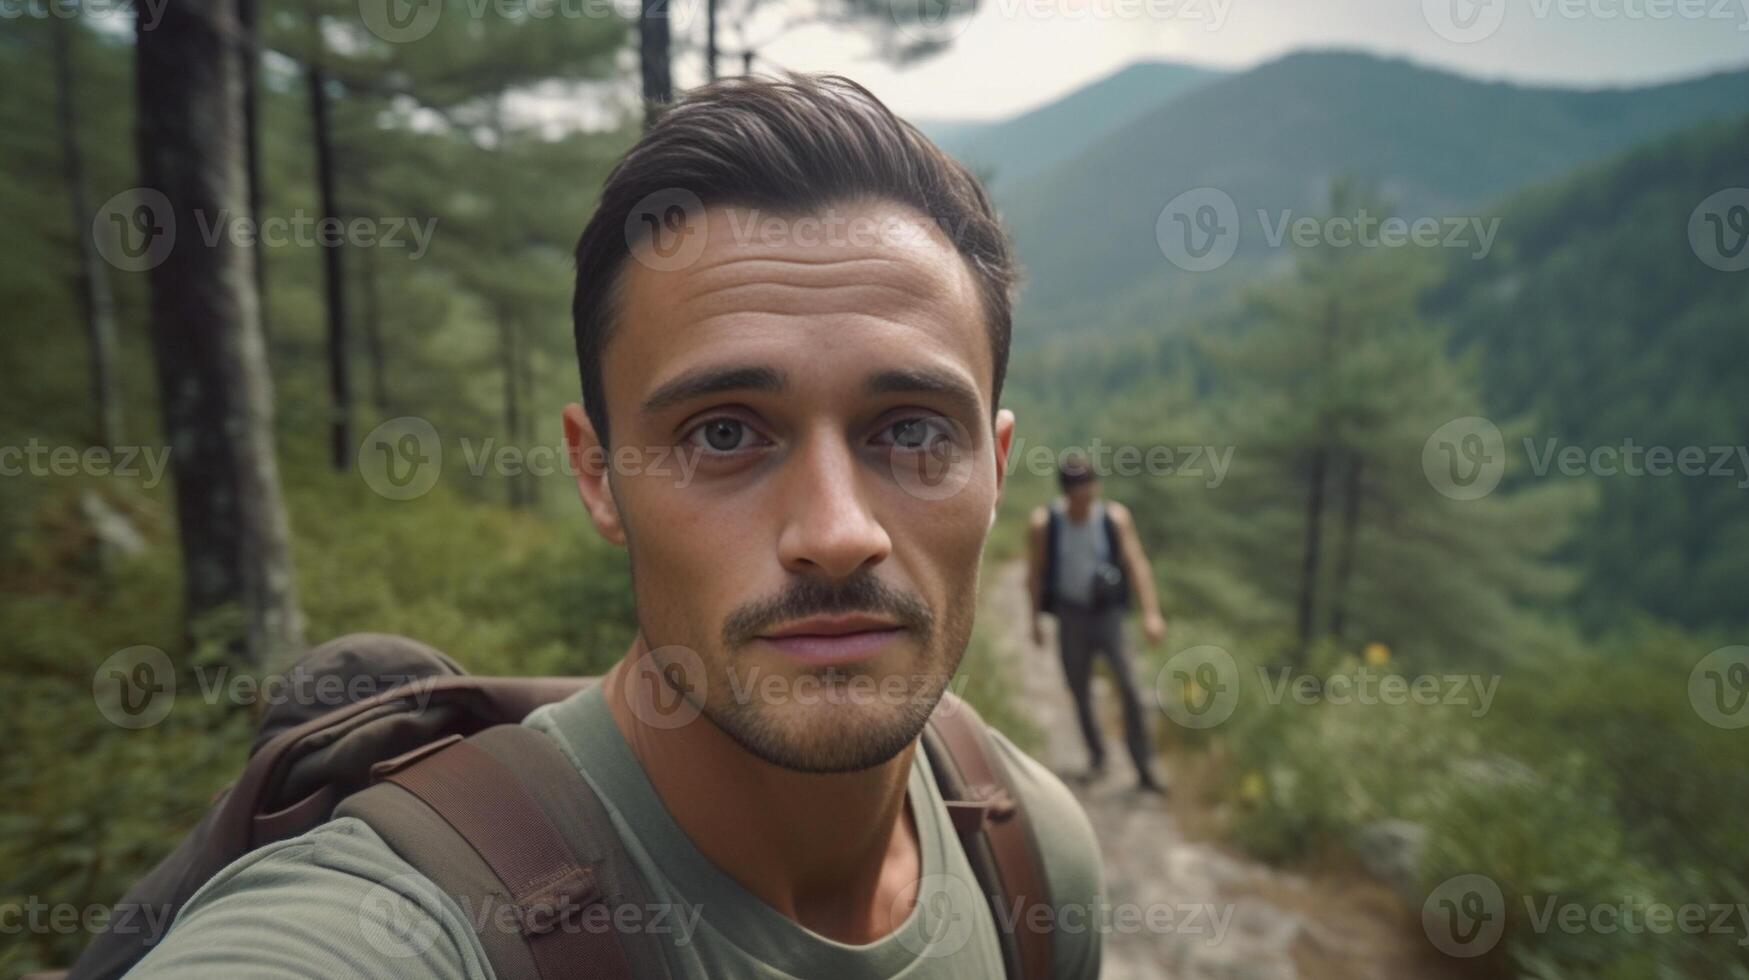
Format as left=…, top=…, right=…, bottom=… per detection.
left=721, top=572, right=935, bottom=650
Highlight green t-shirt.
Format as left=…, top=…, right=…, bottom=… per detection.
left=126, top=684, right=1104, bottom=979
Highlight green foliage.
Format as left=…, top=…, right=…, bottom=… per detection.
left=1201, top=623, right=1749, bottom=979
left=1009, top=143, right=1748, bottom=979
left=1430, top=114, right=1749, bottom=633
left=0, top=469, right=642, bottom=973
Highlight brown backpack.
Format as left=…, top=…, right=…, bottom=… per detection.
left=52, top=634, right=1054, bottom=980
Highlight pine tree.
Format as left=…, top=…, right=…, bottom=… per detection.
left=1202, top=183, right=1583, bottom=666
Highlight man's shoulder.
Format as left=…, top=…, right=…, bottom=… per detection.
left=1102, top=498, right=1133, bottom=526
left=984, top=726, right=1102, bottom=884
left=125, top=817, right=487, bottom=978
left=984, top=726, right=1105, bottom=979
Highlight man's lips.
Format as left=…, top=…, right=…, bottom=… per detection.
left=757, top=614, right=907, bottom=665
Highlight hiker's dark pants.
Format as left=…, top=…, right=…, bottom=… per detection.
left=1056, top=604, right=1154, bottom=779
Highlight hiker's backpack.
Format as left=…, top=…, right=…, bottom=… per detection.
left=1039, top=501, right=1129, bottom=615
left=52, top=634, right=1055, bottom=980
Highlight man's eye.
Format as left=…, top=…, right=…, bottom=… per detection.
left=882, top=417, right=952, bottom=451
left=686, top=418, right=758, bottom=453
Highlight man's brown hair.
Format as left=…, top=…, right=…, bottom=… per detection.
left=570, top=73, right=1017, bottom=447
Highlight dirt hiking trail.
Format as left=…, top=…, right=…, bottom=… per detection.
left=984, top=561, right=1473, bottom=980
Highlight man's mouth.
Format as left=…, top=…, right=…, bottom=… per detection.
left=757, top=613, right=907, bottom=665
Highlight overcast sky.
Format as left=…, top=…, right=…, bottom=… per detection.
left=695, top=0, right=1749, bottom=121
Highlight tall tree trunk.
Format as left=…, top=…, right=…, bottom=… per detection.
left=1294, top=295, right=1343, bottom=661
left=238, top=0, right=268, bottom=344
left=306, top=23, right=353, bottom=470
left=497, top=311, right=526, bottom=508
left=516, top=313, right=538, bottom=506
left=136, top=0, right=305, bottom=664
left=706, top=0, right=718, bottom=82
left=639, top=0, right=672, bottom=129
left=53, top=16, right=121, bottom=451
left=1328, top=453, right=1362, bottom=640
left=360, top=244, right=388, bottom=415
left=1294, top=447, right=1327, bottom=660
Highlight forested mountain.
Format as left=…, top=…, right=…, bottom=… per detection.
left=999, top=50, right=1749, bottom=330
left=1429, top=114, right=1749, bottom=632
left=924, top=61, right=1220, bottom=187
left=1000, top=104, right=1749, bottom=636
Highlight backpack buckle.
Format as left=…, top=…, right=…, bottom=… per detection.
left=945, top=786, right=1017, bottom=837
left=516, top=867, right=602, bottom=936
left=370, top=733, right=464, bottom=781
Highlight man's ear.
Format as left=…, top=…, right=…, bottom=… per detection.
left=562, top=403, right=626, bottom=547
left=992, top=408, right=1016, bottom=523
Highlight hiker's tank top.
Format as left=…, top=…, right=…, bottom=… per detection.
left=1051, top=497, right=1108, bottom=608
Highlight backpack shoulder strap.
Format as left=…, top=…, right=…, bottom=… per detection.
left=343, top=724, right=670, bottom=980
left=921, top=693, right=1054, bottom=980
left=1041, top=503, right=1061, bottom=614
left=349, top=694, right=1054, bottom=980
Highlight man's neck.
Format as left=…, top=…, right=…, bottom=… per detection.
left=1065, top=495, right=1097, bottom=523
left=601, top=638, right=921, bottom=943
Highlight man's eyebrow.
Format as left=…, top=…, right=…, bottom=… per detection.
left=864, top=367, right=984, bottom=417
left=641, top=365, right=788, bottom=415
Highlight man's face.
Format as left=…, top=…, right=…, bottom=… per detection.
left=565, top=199, right=1013, bottom=773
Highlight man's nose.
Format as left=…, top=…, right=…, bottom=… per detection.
left=776, top=434, right=892, bottom=580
